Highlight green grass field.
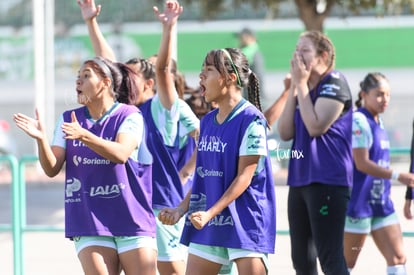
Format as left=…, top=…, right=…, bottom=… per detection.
left=119, top=26, right=414, bottom=72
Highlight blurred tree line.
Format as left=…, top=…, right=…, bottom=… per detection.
left=1, top=0, right=414, bottom=31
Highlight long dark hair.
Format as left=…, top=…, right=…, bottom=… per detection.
left=203, top=47, right=263, bottom=112
left=86, top=56, right=140, bottom=105
left=355, top=72, right=387, bottom=108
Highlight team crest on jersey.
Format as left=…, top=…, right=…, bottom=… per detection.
left=331, top=72, right=341, bottom=79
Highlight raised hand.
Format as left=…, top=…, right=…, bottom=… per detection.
left=153, top=1, right=183, bottom=27
left=77, top=0, right=101, bottom=22
left=13, top=109, right=46, bottom=140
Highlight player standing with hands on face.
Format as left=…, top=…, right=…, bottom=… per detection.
left=277, top=30, right=353, bottom=275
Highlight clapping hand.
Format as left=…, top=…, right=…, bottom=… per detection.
left=61, top=111, right=85, bottom=140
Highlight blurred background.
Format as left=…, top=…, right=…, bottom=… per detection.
left=0, top=0, right=413, bottom=158
left=0, top=1, right=413, bottom=274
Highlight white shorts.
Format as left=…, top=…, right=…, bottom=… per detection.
left=188, top=242, right=269, bottom=274
left=344, top=212, right=400, bottom=234
left=73, top=235, right=157, bottom=254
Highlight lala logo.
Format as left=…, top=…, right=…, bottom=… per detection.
left=90, top=183, right=124, bottom=198
left=208, top=214, right=234, bottom=227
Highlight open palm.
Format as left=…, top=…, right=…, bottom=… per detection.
left=13, top=110, right=45, bottom=140
left=153, top=1, right=183, bottom=27
left=77, top=0, right=101, bottom=21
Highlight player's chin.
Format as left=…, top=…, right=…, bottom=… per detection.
left=203, top=93, right=214, bottom=104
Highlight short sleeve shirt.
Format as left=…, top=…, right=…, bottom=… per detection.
left=352, top=111, right=373, bottom=149
left=228, top=101, right=268, bottom=173
left=150, top=94, right=199, bottom=148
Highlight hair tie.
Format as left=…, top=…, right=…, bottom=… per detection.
left=221, top=49, right=242, bottom=87
left=92, top=57, right=114, bottom=88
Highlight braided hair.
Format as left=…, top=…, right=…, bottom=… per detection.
left=203, top=47, right=263, bottom=112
